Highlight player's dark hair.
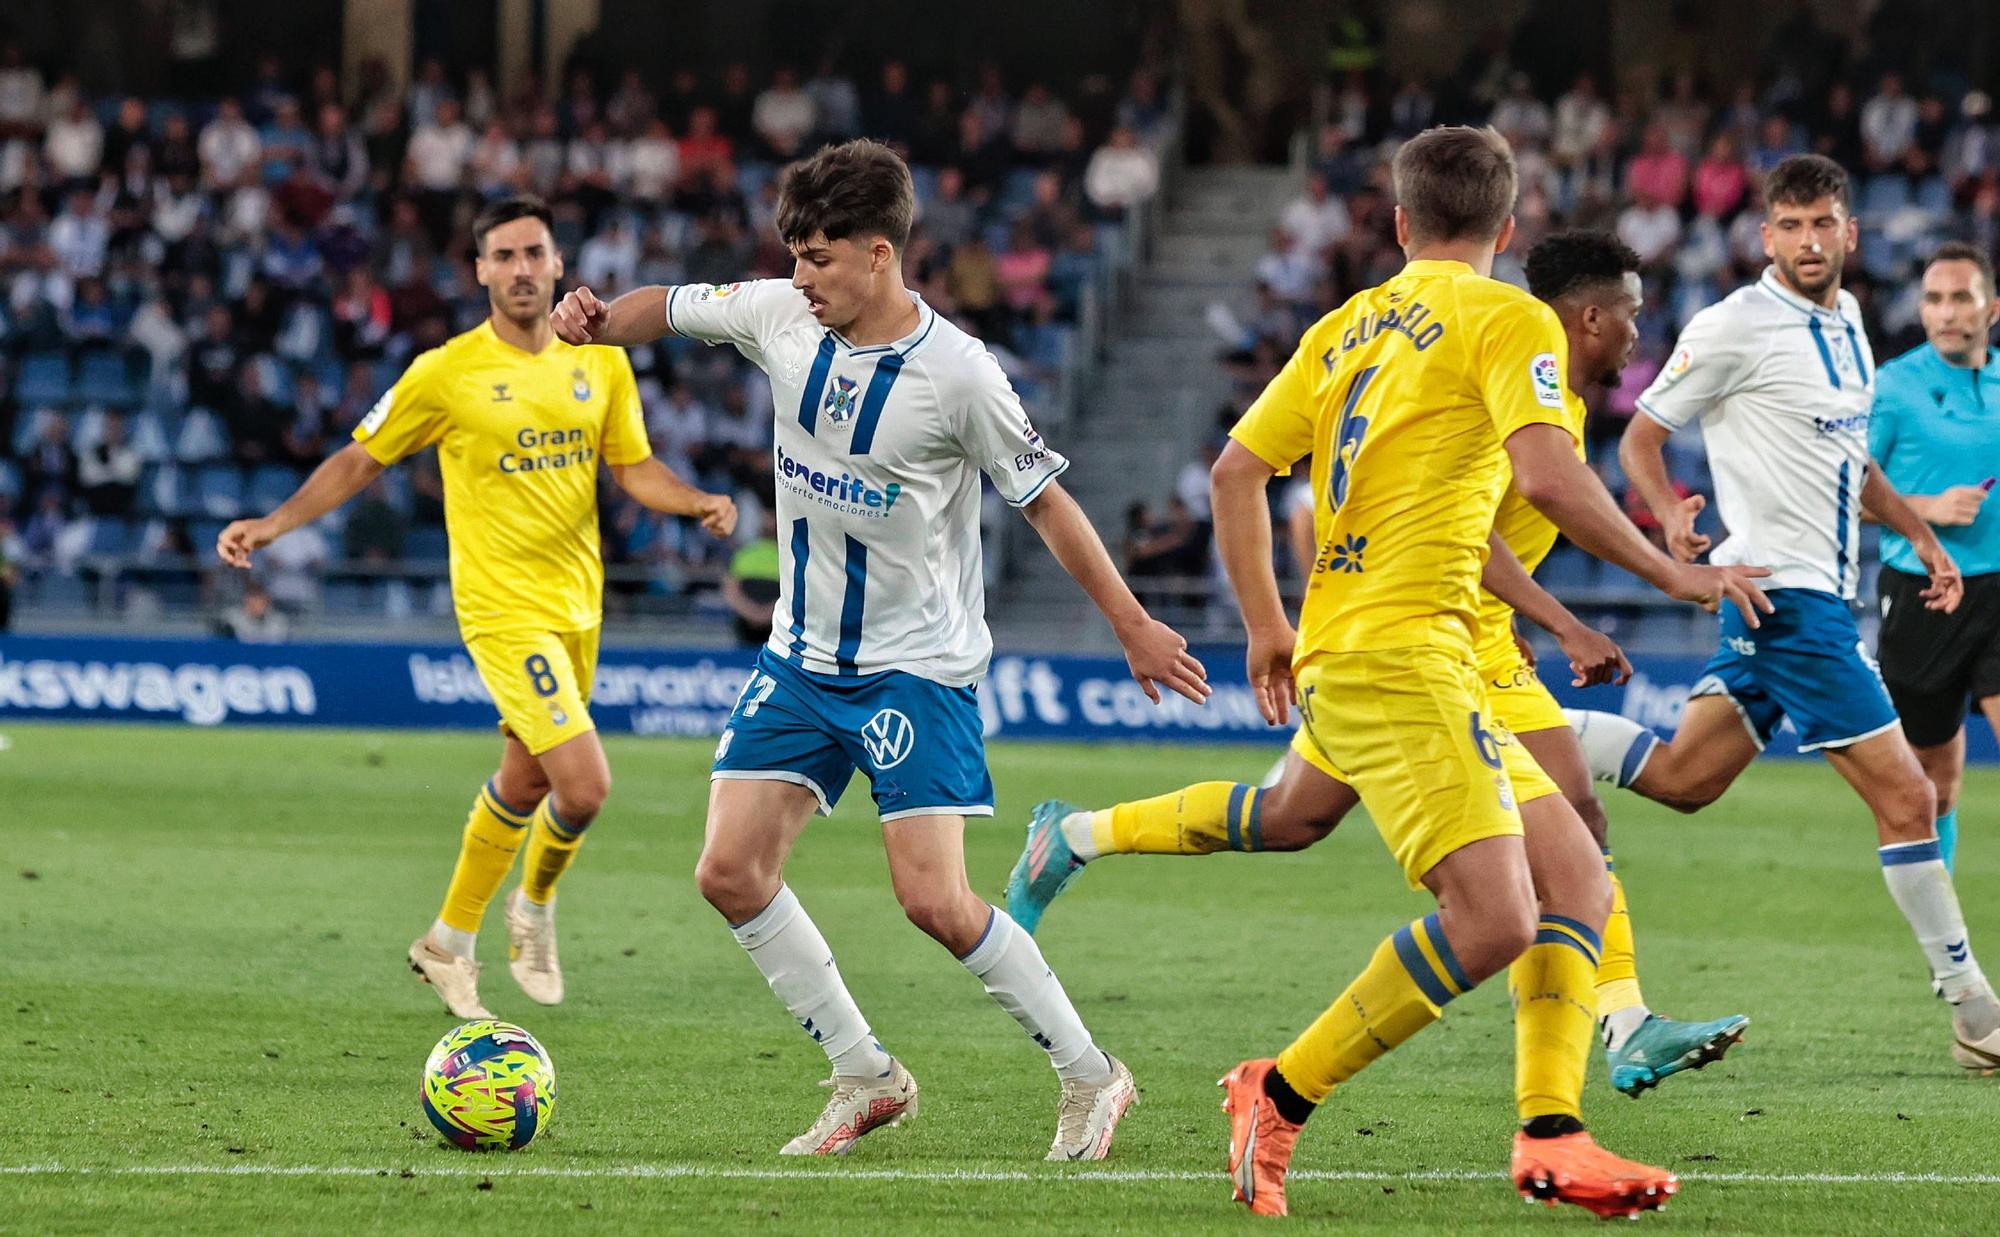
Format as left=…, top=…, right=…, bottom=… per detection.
left=776, top=138, right=915, bottom=253
left=1763, top=155, right=1850, bottom=213
left=472, top=194, right=555, bottom=254
left=1926, top=240, right=1996, bottom=299
left=1524, top=230, right=1642, bottom=304
left=1391, top=126, right=1517, bottom=245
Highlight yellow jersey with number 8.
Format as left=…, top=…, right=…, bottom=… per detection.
left=352, top=320, right=652, bottom=639
left=1231, top=259, right=1574, bottom=661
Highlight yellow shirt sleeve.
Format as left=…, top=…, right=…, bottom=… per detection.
left=597, top=348, right=651, bottom=467
left=1476, top=297, right=1577, bottom=448
left=1230, top=333, right=1320, bottom=474
left=351, top=348, right=449, bottom=465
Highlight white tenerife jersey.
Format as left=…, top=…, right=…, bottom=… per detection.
left=1636, top=266, right=1876, bottom=599
left=668, top=278, right=1068, bottom=686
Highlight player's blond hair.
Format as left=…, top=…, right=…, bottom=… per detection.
left=1391, top=126, right=1518, bottom=245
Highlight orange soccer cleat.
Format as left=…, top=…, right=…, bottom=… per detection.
left=1220, top=1059, right=1305, bottom=1217
left=1511, top=1129, right=1679, bottom=1219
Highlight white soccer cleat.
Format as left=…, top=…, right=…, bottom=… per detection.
left=1951, top=1026, right=2000, bottom=1076
left=1047, top=1052, right=1137, bottom=1161
left=505, top=889, right=564, bottom=1006
left=779, top=1058, right=920, bottom=1156
left=407, top=934, right=493, bottom=1019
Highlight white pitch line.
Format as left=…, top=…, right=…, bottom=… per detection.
left=4, top=1164, right=1998, bottom=1186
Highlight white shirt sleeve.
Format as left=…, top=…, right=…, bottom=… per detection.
left=664, top=278, right=809, bottom=365
left=1635, top=303, right=1753, bottom=430
left=956, top=350, right=1070, bottom=506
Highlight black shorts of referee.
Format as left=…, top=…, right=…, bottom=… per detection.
left=1877, top=565, right=2000, bottom=747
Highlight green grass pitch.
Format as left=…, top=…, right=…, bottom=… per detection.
left=7, top=722, right=1999, bottom=1233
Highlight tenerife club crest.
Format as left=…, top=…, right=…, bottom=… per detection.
left=823, top=375, right=860, bottom=425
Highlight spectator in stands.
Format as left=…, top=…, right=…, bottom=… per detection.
left=1012, top=83, right=1072, bottom=162
left=404, top=97, right=472, bottom=243
left=1255, top=226, right=1323, bottom=308
left=1616, top=184, right=1682, bottom=271
left=0, top=43, right=45, bottom=139
left=751, top=66, right=815, bottom=160
left=1083, top=125, right=1158, bottom=217
left=260, top=517, right=329, bottom=613
left=309, top=103, right=369, bottom=200
left=647, top=381, right=711, bottom=472
left=1691, top=133, right=1749, bottom=217
left=1862, top=72, right=1919, bottom=170
left=868, top=61, right=920, bottom=150
left=224, top=363, right=285, bottom=464
left=722, top=506, right=781, bottom=646
left=102, top=97, right=154, bottom=176
left=21, top=488, right=70, bottom=573
left=47, top=189, right=108, bottom=279
left=576, top=212, right=639, bottom=291
left=258, top=97, right=311, bottom=186
left=23, top=413, right=76, bottom=507
left=946, top=230, right=1001, bottom=336
left=1279, top=171, right=1350, bottom=254
left=922, top=164, right=977, bottom=249
left=76, top=411, right=141, bottom=517
left=1489, top=72, right=1552, bottom=148
left=805, top=57, right=862, bottom=143
left=910, top=79, right=960, bottom=167
left=1118, top=68, right=1172, bottom=148
left=43, top=95, right=102, bottom=185
left=282, top=370, right=331, bottom=466
left=1626, top=123, right=1688, bottom=209
left=1941, top=91, right=1996, bottom=189
left=1552, top=73, right=1612, bottom=167
left=627, top=118, right=679, bottom=201
left=198, top=97, right=259, bottom=191
left=215, top=580, right=289, bottom=642
left=0, top=507, right=19, bottom=630
left=344, top=476, right=407, bottom=564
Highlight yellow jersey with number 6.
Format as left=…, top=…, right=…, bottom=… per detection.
left=352, top=320, right=652, bottom=639
left=1231, top=258, right=1573, bottom=661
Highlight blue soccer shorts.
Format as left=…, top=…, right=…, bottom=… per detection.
left=1691, top=587, right=1900, bottom=752
left=710, top=648, right=995, bottom=821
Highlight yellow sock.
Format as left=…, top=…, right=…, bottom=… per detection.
left=1274, top=913, right=1467, bottom=1101
left=1088, top=782, right=1264, bottom=855
left=439, top=780, right=533, bottom=933
left=1595, top=856, right=1645, bottom=1018
left=520, top=798, right=589, bottom=905
left=1512, top=916, right=1603, bottom=1122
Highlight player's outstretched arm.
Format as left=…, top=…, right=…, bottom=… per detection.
left=1860, top=464, right=1964, bottom=613
left=1019, top=480, right=1210, bottom=707
left=1210, top=440, right=1297, bottom=726
left=1506, top=423, right=1773, bottom=627
left=607, top=457, right=737, bottom=538
left=1481, top=530, right=1630, bottom=687
left=551, top=285, right=670, bottom=347
left=216, top=441, right=384, bottom=568
left=1618, top=414, right=1710, bottom=562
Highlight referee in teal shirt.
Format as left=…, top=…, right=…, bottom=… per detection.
left=1870, top=242, right=2000, bottom=871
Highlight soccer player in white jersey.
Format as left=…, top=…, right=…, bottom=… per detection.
left=1563, top=155, right=2000, bottom=1072
left=551, top=139, right=1211, bottom=1157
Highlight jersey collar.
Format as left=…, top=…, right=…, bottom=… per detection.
left=1920, top=341, right=2000, bottom=378
left=1757, top=266, right=1842, bottom=319
left=1400, top=258, right=1475, bottom=277
left=827, top=292, right=937, bottom=360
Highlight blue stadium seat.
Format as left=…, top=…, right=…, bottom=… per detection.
left=1862, top=175, right=1913, bottom=215
left=85, top=518, right=133, bottom=557
left=76, top=351, right=141, bottom=407
left=195, top=465, right=246, bottom=518
left=128, top=409, right=172, bottom=461
left=1597, top=563, right=1653, bottom=598
left=1915, top=176, right=1952, bottom=215
left=0, top=458, right=19, bottom=498
left=189, top=519, right=227, bottom=551
left=404, top=525, right=450, bottom=564
left=248, top=464, right=303, bottom=512
left=15, top=351, right=72, bottom=406
left=1538, top=547, right=1597, bottom=592
left=31, top=574, right=90, bottom=610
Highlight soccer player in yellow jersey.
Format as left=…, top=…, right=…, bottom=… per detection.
left=217, top=196, right=735, bottom=1018
left=1010, top=232, right=1753, bottom=1099
left=1206, top=129, right=1767, bottom=1218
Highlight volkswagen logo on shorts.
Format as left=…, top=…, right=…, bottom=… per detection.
left=861, top=708, right=916, bottom=770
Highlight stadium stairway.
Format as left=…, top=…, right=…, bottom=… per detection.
left=992, top=163, right=1296, bottom=649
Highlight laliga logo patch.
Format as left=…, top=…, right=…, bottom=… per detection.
left=1529, top=353, right=1564, bottom=409
left=571, top=368, right=592, bottom=401
left=824, top=375, right=860, bottom=424
left=861, top=708, right=916, bottom=770
left=358, top=390, right=394, bottom=436
left=1664, top=346, right=1693, bottom=383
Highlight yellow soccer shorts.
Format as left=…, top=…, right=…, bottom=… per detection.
left=1475, top=635, right=1572, bottom=736
left=465, top=627, right=601, bottom=756
left=1293, top=646, right=1559, bottom=888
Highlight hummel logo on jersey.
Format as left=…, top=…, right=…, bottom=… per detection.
left=861, top=708, right=916, bottom=770
left=491, top=383, right=512, bottom=402
left=1949, top=939, right=1970, bottom=963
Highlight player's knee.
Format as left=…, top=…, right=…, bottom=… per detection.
left=492, top=770, right=549, bottom=814
left=1442, top=900, right=1537, bottom=982
left=1256, top=794, right=1337, bottom=851
left=899, top=887, right=985, bottom=951
left=1880, top=773, right=1941, bottom=842
left=694, top=852, right=773, bottom=920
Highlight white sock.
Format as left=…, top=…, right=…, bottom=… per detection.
left=731, top=885, right=893, bottom=1078
left=1059, top=811, right=1100, bottom=862
left=431, top=919, right=476, bottom=961
left=1564, top=709, right=1660, bottom=788
left=515, top=891, right=554, bottom=921
left=959, top=906, right=1111, bottom=1083
left=1878, top=842, right=1996, bottom=1035
left=1599, top=1005, right=1652, bottom=1053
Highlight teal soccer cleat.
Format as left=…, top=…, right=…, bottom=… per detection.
left=1006, top=800, right=1089, bottom=936
left=1608, top=1013, right=1750, bottom=1098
